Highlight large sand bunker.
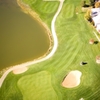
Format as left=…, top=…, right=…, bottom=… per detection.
left=12, top=67, right=28, bottom=74
left=62, top=70, right=82, bottom=88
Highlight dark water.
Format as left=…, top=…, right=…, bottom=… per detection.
left=0, top=0, right=50, bottom=70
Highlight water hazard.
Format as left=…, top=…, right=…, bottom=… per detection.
left=0, top=0, right=50, bottom=70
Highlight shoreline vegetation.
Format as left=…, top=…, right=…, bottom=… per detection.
left=0, top=0, right=53, bottom=75
left=0, top=0, right=82, bottom=89
left=17, top=0, right=53, bottom=49
left=14, top=0, right=82, bottom=88
left=0, top=0, right=63, bottom=87
left=17, top=0, right=54, bottom=61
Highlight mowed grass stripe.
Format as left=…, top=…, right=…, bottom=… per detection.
left=54, top=41, right=83, bottom=75
left=52, top=35, right=78, bottom=66
left=57, top=3, right=75, bottom=20
left=15, top=0, right=100, bottom=99
left=18, top=71, right=58, bottom=100
left=30, top=1, right=59, bottom=14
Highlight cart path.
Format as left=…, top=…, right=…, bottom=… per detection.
left=0, top=0, right=64, bottom=87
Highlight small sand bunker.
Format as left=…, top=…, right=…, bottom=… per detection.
left=96, top=55, right=100, bottom=64
left=12, top=67, right=28, bottom=74
left=62, top=70, right=82, bottom=88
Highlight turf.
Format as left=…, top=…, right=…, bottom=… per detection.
left=0, top=0, right=100, bottom=100
left=18, top=71, right=58, bottom=100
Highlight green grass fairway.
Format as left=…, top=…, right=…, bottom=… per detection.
left=0, top=0, right=100, bottom=100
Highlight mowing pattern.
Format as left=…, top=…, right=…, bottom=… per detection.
left=18, top=71, right=58, bottom=100
left=0, top=0, right=100, bottom=100
left=22, top=0, right=59, bottom=27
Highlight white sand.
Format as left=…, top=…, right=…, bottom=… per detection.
left=12, top=67, right=28, bottom=74
left=62, top=70, right=82, bottom=88
left=96, top=55, right=100, bottom=64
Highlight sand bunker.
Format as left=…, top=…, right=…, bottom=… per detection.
left=96, top=55, right=100, bottom=64
left=12, top=67, right=28, bottom=74
left=62, top=70, right=82, bottom=88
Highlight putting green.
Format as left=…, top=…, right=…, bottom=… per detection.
left=17, top=71, right=58, bottom=100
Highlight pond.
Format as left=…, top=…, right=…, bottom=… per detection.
left=0, top=0, right=50, bottom=70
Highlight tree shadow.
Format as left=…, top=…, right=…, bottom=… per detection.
left=94, top=41, right=99, bottom=44
left=80, top=62, right=88, bottom=66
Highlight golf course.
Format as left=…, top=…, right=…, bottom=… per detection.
left=0, top=0, right=100, bottom=100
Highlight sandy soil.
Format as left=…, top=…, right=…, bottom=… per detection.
left=12, top=67, right=28, bottom=74
left=62, top=70, right=82, bottom=88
